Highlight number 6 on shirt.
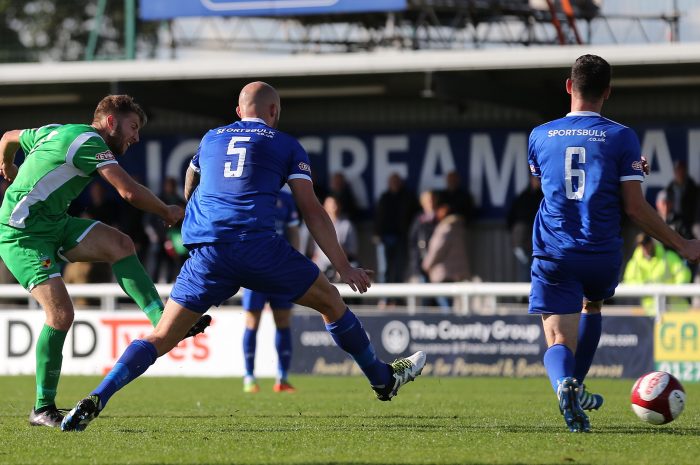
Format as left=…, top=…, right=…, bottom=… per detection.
left=565, top=146, right=586, bottom=200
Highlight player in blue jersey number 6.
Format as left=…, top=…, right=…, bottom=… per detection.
left=62, top=81, right=426, bottom=431
left=528, top=55, right=700, bottom=433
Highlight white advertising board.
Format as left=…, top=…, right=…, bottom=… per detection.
left=0, top=310, right=279, bottom=377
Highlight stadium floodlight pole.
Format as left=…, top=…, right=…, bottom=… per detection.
left=86, top=0, right=108, bottom=61
left=125, top=0, right=136, bottom=60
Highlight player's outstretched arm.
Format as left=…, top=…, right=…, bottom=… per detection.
left=289, top=178, right=372, bottom=293
left=0, top=130, right=21, bottom=182
left=98, top=164, right=184, bottom=227
left=622, top=180, right=700, bottom=262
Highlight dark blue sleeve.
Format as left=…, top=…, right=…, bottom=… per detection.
left=190, top=135, right=205, bottom=173
left=528, top=129, right=541, bottom=177
left=287, top=137, right=312, bottom=182
left=618, top=128, right=644, bottom=182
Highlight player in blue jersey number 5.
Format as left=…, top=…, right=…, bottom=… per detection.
left=528, top=55, right=700, bottom=432
left=62, top=81, right=426, bottom=431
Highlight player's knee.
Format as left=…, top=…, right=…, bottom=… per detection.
left=315, top=282, right=343, bottom=309
left=147, top=333, right=179, bottom=357
left=323, top=281, right=342, bottom=305
left=295, top=274, right=344, bottom=317
left=47, top=307, right=74, bottom=331
left=245, top=312, right=262, bottom=330
left=319, top=286, right=346, bottom=320
left=109, top=231, right=136, bottom=262
left=245, top=320, right=261, bottom=331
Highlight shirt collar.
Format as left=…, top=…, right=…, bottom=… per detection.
left=566, top=111, right=601, bottom=117
left=241, top=117, right=268, bottom=125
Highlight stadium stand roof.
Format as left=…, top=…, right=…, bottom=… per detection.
left=2, top=42, right=700, bottom=132
left=1, top=42, right=698, bottom=84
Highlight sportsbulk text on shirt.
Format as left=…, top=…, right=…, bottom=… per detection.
left=547, top=129, right=607, bottom=137
left=216, top=127, right=275, bottom=138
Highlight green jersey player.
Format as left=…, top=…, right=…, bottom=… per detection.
left=0, top=95, right=209, bottom=428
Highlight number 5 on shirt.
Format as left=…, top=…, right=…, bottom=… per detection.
left=224, top=136, right=251, bottom=178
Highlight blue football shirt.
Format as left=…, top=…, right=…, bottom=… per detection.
left=528, top=111, right=645, bottom=259
left=183, top=117, right=311, bottom=245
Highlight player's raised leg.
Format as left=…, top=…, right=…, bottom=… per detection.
left=295, top=272, right=426, bottom=401
left=28, top=278, right=74, bottom=427
left=62, top=221, right=210, bottom=336
left=61, top=299, right=200, bottom=431
left=63, top=222, right=164, bottom=324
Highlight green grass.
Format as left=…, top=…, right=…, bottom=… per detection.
left=1, top=376, right=699, bottom=465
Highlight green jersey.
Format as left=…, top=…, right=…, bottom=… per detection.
left=0, top=124, right=118, bottom=231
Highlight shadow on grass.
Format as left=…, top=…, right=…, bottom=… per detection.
left=5, top=410, right=700, bottom=438
left=97, top=415, right=700, bottom=437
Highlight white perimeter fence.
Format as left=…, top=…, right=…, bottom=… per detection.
left=1, top=282, right=699, bottom=316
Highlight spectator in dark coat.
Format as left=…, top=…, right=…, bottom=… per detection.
left=439, top=171, right=475, bottom=223
left=329, top=172, right=360, bottom=221
left=374, top=173, right=420, bottom=284
left=666, top=160, right=697, bottom=236
left=507, top=176, right=543, bottom=281
left=408, top=190, right=438, bottom=282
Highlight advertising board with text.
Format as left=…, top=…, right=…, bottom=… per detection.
left=655, top=311, right=700, bottom=382
left=0, top=311, right=655, bottom=379
left=291, top=314, right=654, bottom=379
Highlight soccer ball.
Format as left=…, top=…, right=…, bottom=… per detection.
left=630, top=371, right=685, bottom=425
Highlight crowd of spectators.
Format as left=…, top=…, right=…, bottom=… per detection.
left=2, top=161, right=699, bottom=313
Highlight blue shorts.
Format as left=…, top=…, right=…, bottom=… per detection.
left=242, top=288, right=293, bottom=311
left=529, top=254, right=621, bottom=315
left=170, top=235, right=319, bottom=314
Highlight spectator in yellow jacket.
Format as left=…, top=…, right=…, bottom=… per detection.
left=623, top=233, right=691, bottom=315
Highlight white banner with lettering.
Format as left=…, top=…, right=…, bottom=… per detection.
left=0, top=310, right=279, bottom=377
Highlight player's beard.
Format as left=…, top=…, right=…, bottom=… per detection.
left=105, top=123, right=128, bottom=155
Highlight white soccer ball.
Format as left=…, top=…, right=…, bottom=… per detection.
left=630, top=371, right=685, bottom=425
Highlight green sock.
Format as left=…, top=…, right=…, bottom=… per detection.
left=112, top=254, right=163, bottom=326
left=35, top=325, right=68, bottom=410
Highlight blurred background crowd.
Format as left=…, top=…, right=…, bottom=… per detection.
left=2, top=160, right=697, bottom=314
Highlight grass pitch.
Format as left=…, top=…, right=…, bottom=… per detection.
left=1, top=375, right=699, bottom=465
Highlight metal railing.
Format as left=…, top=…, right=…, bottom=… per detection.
left=1, top=282, right=698, bottom=316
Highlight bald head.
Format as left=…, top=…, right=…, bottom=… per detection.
left=236, top=81, right=281, bottom=128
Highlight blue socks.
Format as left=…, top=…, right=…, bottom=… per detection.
left=243, top=327, right=257, bottom=377
left=574, top=312, right=602, bottom=384
left=325, top=308, right=391, bottom=387
left=543, top=313, right=602, bottom=392
left=543, top=344, right=575, bottom=392
left=244, top=326, right=293, bottom=381
left=91, top=339, right=157, bottom=408
left=276, top=327, right=292, bottom=381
